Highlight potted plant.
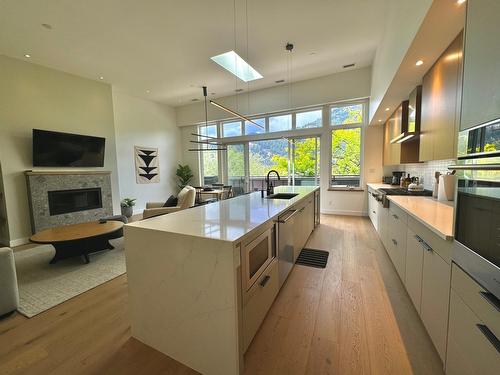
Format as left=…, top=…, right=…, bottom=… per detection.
left=176, top=164, right=194, bottom=191
left=120, top=198, right=136, bottom=218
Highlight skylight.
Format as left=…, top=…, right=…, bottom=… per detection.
left=211, top=51, right=263, bottom=82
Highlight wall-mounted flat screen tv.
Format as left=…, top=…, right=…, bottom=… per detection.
left=33, top=129, right=105, bottom=167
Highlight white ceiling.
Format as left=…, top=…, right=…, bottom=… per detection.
left=0, top=0, right=388, bottom=106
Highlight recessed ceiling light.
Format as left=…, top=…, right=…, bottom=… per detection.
left=378, top=119, right=382, bottom=122
left=99, top=76, right=104, bottom=80
left=24, top=54, right=31, bottom=58
left=146, top=90, right=150, bottom=93
left=211, top=50, right=263, bottom=82
left=385, top=107, right=390, bottom=111
left=416, top=60, right=424, bottom=66
left=457, top=0, right=466, bottom=4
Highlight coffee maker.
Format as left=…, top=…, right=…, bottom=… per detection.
left=391, top=171, right=405, bottom=185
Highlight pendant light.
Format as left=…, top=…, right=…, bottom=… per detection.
left=189, top=86, right=227, bottom=152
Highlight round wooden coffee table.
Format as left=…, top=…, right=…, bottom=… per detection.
left=30, top=221, right=124, bottom=264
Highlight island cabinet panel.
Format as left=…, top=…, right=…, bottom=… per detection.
left=460, top=0, right=500, bottom=131
left=293, top=197, right=315, bottom=259
left=242, top=259, right=279, bottom=352
left=420, top=32, right=463, bottom=161
left=405, top=227, right=424, bottom=313
left=446, top=265, right=500, bottom=375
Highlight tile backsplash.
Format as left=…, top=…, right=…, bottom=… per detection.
left=383, top=159, right=455, bottom=190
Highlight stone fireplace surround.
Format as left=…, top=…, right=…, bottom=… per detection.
left=25, top=171, right=113, bottom=233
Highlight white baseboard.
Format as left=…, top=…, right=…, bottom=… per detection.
left=321, top=209, right=368, bottom=217
left=9, top=237, right=30, bottom=248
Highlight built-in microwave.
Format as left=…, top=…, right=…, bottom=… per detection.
left=242, top=226, right=276, bottom=291
left=451, top=118, right=500, bottom=301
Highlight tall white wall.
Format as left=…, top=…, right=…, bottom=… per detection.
left=0, top=55, right=121, bottom=246
left=112, top=91, right=181, bottom=213
left=369, top=0, right=432, bottom=121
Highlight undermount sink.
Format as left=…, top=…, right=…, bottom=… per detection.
left=265, top=193, right=299, bottom=200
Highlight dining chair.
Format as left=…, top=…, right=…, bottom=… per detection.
left=222, top=186, right=233, bottom=200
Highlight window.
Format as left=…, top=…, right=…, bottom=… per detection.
left=227, top=144, right=246, bottom=196
left=269, top=114, right=292, bottom=132
left=296, top=109, right=322, bottom=129
left=199, top=124, right=218, bottom=138
left=330, top=103, right=363, bottom=126
left=249, top=139, right=289, bottom=190
left=291, top=137, right=320, bottom=186
left=245, top=118, right=265, bottom=135
left=199, top=124, right=219, bottom=185
left=331, top=127, right=361, bottom=187
left=222, top=121, right=242, bottom=137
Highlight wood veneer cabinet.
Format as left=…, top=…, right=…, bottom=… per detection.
left=460, top=0, right=500, bottom=130
left=420, top=32, right=463, bottom=161
left=383, top=100, right=420, bottom=166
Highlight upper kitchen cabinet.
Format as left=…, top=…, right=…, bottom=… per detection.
left=383, top=97, right=420, bottom=166
left=460, top=0, right=500, bottom=131
left=420, top=32, right=463, bottom=162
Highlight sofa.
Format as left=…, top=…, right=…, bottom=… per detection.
left=143, top=185, right=196, bottom=219
left=0, top=247, right=19, bottom=318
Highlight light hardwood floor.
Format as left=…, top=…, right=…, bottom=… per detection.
left=0, top=215, right=444, bottom=375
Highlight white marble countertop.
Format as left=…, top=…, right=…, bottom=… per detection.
left=366, top=183, right=454, bottom=240
left=386, top=196, right=454, bottom=240
left=126, top=185, right=319, bottom=242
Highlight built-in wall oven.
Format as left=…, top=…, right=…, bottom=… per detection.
left=450, top=118, right=500, bottom=301
left=242, top=225, right=276, bottom=291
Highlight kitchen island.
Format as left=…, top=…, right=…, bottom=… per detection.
left=124, top=186, right=320, bottom=375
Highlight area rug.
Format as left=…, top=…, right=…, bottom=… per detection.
left=14, top=238, right=126, bottom=318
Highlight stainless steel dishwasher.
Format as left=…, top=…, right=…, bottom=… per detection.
left=276, top=208, right=298, bottom=287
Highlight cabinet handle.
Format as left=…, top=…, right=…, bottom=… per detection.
left=259, top=275, right=271, bottom=288
left=275, top=209, right=298, bottom=223
left=479, top=291, right=500, bottom=313
left=392, top=239, right=397, bottom=246
left=476, top=324, right=500, bottom=354
left=392, top=214, right=399, bottom=220
left=421, top=241, right=433, bottom=252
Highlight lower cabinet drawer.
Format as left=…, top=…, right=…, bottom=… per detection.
left=388, top=210, right=407, bottom=281
left=451, top=264, right=500, bottom=338
left=243, top=259, right=279, bottom=351
left=446, top=290, right=500, bottom=375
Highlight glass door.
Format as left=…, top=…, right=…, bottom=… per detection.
left=249, top=138, right=290, bottom=191
left=226, top=143, right=248, bottom=196
left=291, top=136, right=320, bottom=186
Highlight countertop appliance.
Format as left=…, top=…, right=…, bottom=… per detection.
left=276, top=209, right=298, bottom=287
left=392, top=171, right=406, bottom=185
left=450, top=118, right=500, bottom=301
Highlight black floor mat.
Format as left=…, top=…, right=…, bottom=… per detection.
left=296, top=248, right=329, bottom=268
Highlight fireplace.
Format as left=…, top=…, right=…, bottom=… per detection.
left=26, top=171, right=113, bottom=233
left=48, top=188, right=103, bottom=216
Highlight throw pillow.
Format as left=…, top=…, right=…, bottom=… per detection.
left=163, top=195, right=178, bottom=207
